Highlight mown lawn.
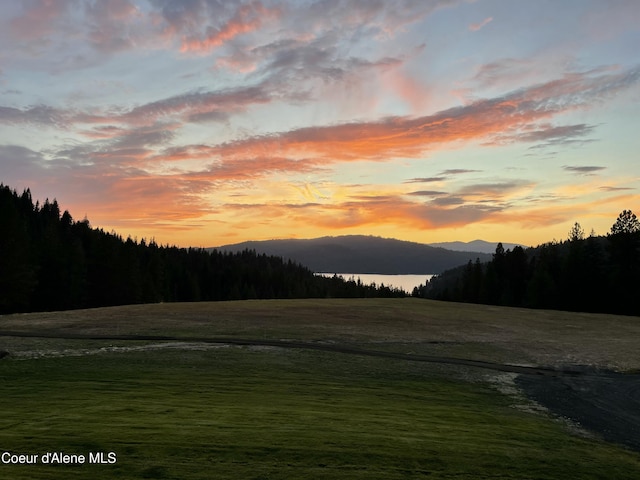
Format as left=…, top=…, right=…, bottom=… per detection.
left=1, top=345, right=639, bottom=479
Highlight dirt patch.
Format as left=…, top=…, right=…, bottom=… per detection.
left=9, top=342, right=229, bottom=359
left=0, top=330, right=572, bottom=376
left=485, top=372, right=550, bottom=415
left=516, top=371, right=640, bottom=452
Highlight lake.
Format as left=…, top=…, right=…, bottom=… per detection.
left=315, top=273, right=435, bottom=293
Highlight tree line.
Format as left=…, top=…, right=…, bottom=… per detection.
left=0, top=185, right=404, bottom=314
left=414, top=210, right=640, bottom=316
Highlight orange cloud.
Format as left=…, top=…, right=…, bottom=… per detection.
left=180, top=2, right=279, bottom=54
left=202, top=99, right=558, bottom=164
left=219, top=194, right=505, bottom=234
left=203, top=177, right=640, bottom=246
left=197, top=66, right=637, bottom=169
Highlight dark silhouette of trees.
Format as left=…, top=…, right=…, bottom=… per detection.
left=568, top=222, right=585, bottom=241
left=0, top=188, right=37, bottom=311
left=607, top=210, right=640, bottom=314
left=610, top=210, right=640, bottom=235
left=0, top=184, right=405, bottom=314
left=415, top=210, right=640, bottom=316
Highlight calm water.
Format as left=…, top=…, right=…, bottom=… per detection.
left=316, top=273, right=434, bottom=293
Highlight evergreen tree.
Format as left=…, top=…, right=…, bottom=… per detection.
left=568, top=222, right=585, bottom=241
left=0, top=186, right=37, bottom=311
left=607, top=210, right=640, bottom=314
left=610, top=210, right=640, bottom=235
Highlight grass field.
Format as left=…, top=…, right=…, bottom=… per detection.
left=1, top=298, right=640, bottom=479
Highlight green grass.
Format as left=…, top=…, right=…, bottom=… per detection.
left=2, top=298, right=640, bottom=478
left=1, top=346, right=639, bottom=479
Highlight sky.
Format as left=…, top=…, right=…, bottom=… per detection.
left=1, top=0, right=639, bottom=248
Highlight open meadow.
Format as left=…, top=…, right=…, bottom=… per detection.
left=1, top=298, right=640, bottom=479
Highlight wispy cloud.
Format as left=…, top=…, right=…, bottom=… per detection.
left=193, top=66, right=640, bottom=169
left=456, top=180, right=532, bottom=196
left=520, top=124, right=596, bottom=144
left=407, top=190, right=447, bottom=196
left=439, top=169, right=481, bottom=175
left=472, top=57, right=531, bottom=87
left=74, top=84, right=275, bottom=129
left=600, top=185, right=634, bottom=192
left=404, top=177, right=447, bottom=184
left=563, top=165, right=606, bottom=175
left=0, top=105, right=66, bottom=126
left=179, top=2, right=281, bottom=54
left=488, top=123, right=597, bottom=148
left=469, top=17, right=493, bottom=32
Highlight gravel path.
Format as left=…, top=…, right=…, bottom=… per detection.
left=517, top=371, right=640, bottom=451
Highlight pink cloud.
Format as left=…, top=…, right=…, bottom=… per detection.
left=385, top=70, right=432, bottom=113
left=180, top=2, right=280, bottom=54
left=469, top=16, right=493, bottom=32
left=9, top=0, right=71, bottom=40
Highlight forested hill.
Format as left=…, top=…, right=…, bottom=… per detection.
left=416, top=214, right=640, bottom=316
left=214, top=236, right=492, bottom=274
left=427, top=240, right=523, bottom=254
left=0, top=185, right=404, bottom=314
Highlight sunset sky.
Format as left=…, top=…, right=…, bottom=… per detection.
left=1, top=0, right=639, bottom=248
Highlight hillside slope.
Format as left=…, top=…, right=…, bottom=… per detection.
left=428, top=239, right=523, bottom=253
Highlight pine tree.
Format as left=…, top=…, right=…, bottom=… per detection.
left=610, top=210, right=640, bottom=235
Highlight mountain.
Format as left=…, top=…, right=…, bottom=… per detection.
left=212, top=235, right=492, bottom=274
left=427, top=239, right=524, bottom=254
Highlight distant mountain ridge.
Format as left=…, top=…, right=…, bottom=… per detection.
left=427, top=240, right=524, bottom=254
left=213, top=235, right=493, bottom=274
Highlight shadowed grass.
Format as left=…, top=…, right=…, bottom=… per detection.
left=2, top=298, right=640, bottom=369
